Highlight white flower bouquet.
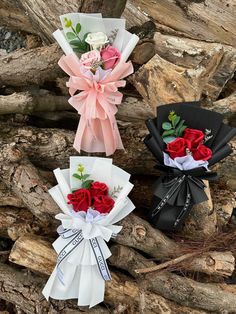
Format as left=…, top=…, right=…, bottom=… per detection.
left=42, top=157, right=135, bottom=307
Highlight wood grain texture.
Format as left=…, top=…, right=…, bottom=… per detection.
left=130, top=0, right=236, bottom=47
left=0, top=44, right=63, bottom=87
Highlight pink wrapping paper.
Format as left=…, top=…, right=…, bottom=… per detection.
left=59, top=54, right=134, bottom=156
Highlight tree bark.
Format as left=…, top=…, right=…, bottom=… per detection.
left=153, top=32, right=236, bottom=101
left=0, top=122, right=153, bottom=174
left=0, top=263, right=108, bottom=314
left=7, top=235, right=213, bottom=314
left=0, top=144, right=60, bottom=222
left=109, top=244, right=236, bottom=313
left=0, top=91, right=70, bottom=115
left=0, top=44, right=63, bottom=87
left=130, top=52, right=223, bottom=110
left=81, top=0, right=127, bottom=19
left=130, top=0, right=236, bottom=48
left=181, top=181, right=217, bottom=239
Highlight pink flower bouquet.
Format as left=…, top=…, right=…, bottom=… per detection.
left=53, top=13, right=139, bottom=156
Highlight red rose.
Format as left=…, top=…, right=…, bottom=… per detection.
left=100, top=45, right=121, bottom=70
left=183, top=128, right=204, bottom=149
left=67, top=188, right=91, bottom=212
left=90, top=181, right=108, bottom=198
left=192, top=144, right=212, bottom=161
left=166, top=138, right=191, bottom=159
left=93, top=195, right=115, bottom=214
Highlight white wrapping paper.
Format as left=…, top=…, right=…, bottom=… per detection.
left=42, top=157, right=135, bottom=307
left=54, top=13, right=139, bottom=62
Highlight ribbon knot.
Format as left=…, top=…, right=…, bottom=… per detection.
left=57, top=54, right=134, bottom=155
left=93, top=81, right=105, bottom=93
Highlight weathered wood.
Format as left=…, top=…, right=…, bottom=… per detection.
left=81, top=0, right=127, bottom=19
left=0, top=0, right=127, bottom=43
left=7, top=235, right=211, bottom=314
left=110, top=244, right=236, bottom=313
left=130, top=53, right=218, bottom=110
left=204, top=92, right=236, bottom=124
left=116, top=214, right=180, bottom=260
left=16, top=0, right=83, bottom=43
left=0, top=207, right=36, bottom=240
left=0, top=144, right=60, bottom=222
left=0, top=181, right=24, bottom=208
left=130, top=0, right=236, bottom=48
left=0, top=122, right=153, bottom=174
left=0, top=0, right=35, bottom=34
left=0, top=263, right=108, bottom=314
left=0, top=44, right=63, bottom=87
left=154, top=33, right=236, bottom=101
left=0, top=91, right=70, bottom=115
left=182, top=181, right=217, bottom=239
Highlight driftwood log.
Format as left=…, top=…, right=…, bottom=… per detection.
left=0, top=0, right=236, bottom=313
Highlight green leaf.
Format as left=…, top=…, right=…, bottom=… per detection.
left=69, top=39, right=81, bottom=46
left=81, top=174, right=90, bottom=180
left=162, top=122, right=172, bottom=130
left=172, top=115, right=180, bottom=127
left=76, top=23, right=81, bottom=34
left=66, top=32, right=76, bottom=40
left=163, top=136, right=176, bottom=144
left=82, top=180, right=94, bottom=189
left=174, top=120, right=185, bottom=137
left=73, top=173, right=82, bottom=180
left=70, top=40, right=88, bottom=52
left=178, top=125, right=187, bottom=137
left=83, top=32, right=90, bottom=40
left=162, top=129, right=175, bottom=137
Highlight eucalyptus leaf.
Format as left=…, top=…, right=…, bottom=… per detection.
left=163, top=136, right=176, bottom=144
left=76, top=23, right=81, bottom=33
left=162, top=129, right=175, bottom=137
left=162, top=122, right=172, bottom=130
left=66, top=32, right=76, bottom=40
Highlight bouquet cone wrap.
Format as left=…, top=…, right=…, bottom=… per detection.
left=53, top=13, right=139, bottom=156
left=42, top=157, right=135, bottom=307
left=144, top=101, right=236, bottom=231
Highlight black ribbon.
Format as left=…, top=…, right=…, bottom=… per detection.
left=151, top=167, right=217, bottom=228
left=151, top=174, right=205, bottom=227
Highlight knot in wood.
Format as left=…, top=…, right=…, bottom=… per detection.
left=132, top=225, right=146, bottom=240
left=205, top=255, right=216, bottom=266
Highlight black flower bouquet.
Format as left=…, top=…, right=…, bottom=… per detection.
left=144, top=101, right=236, bottom=231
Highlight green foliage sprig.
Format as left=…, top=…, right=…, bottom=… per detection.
left=161, top=111, right=187, bottom=143
left=64, top=17, right=89, bottom=53
left=73, top=164, right=94, bottom=189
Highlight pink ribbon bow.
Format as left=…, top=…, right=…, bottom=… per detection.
left=58, top=54, right=134, bottom=156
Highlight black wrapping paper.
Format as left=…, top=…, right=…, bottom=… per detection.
left=144, top=101, right=236, bottom=231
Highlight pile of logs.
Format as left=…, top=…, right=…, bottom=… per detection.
left=0, top=0, right=236, bottom=313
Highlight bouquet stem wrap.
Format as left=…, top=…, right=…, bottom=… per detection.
left=59, top=55, right=134, bottom=156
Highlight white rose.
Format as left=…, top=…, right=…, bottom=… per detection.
left=85, top=32, right=108, bottom=50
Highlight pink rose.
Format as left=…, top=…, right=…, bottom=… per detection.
left=80, top=50, right=101, bottom=69
left=101, top=45, right=121, bottom=70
